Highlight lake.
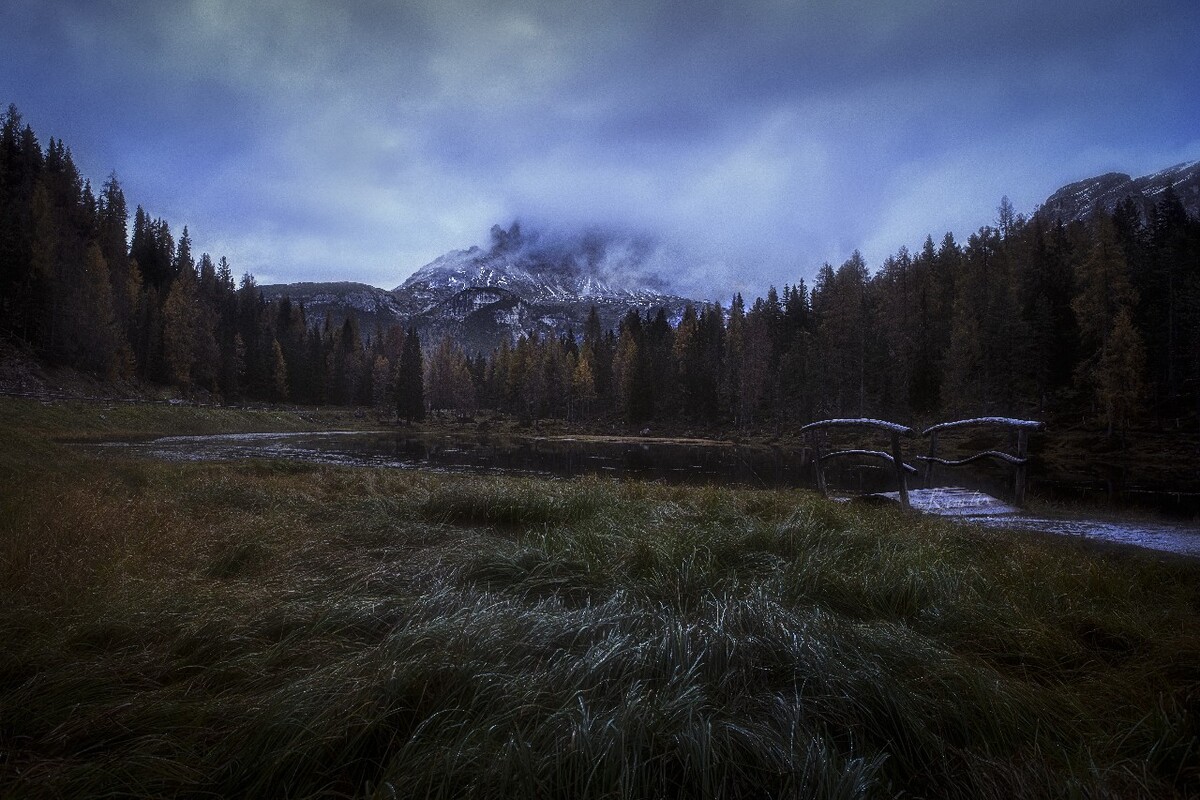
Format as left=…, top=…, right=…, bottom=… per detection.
left=85, top=430, right=1200, bottom=558
left=88, top=430, right=818, bottom=487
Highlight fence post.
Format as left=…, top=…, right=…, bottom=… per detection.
left=924, top=431, right=938, bottom=488
left=1014, top=429, right=1029, bottom=507
left=890, top=431, right=910, bottom=509
left=812, top=434, right=828, bottom=498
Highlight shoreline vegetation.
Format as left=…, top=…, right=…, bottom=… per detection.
left=2, top=398, right=1199, bottom=798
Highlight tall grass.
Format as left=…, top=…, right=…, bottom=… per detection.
left=1, top=398, right=1198, bottom=798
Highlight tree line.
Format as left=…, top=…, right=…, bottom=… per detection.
left=2, top=105, right=1198, bottom=433
left=0, top=105, right=427, bottom=412
left=429, top=196, right=1198, bottom=435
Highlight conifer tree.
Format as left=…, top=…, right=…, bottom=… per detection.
left=1094, top=308, right=1145, bottom=436
left=269, top=338, right=289, bottom=401
left=1073, top=215, right=1143, bottom=432
left=426, top=336, right=476, bottom=413
left=569, top=350, right=597, bottom=420
left=396, top=326, right=425, bottom=421
left=69, top=241, right=120, bottom=377
left=161, top=263, right=198, bottom=388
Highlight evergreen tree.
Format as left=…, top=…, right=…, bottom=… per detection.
left=1094, top=308, right=1145, bottom=436
left=161, top=263, right=199, bottom=388
left=1073, top=215, right=1142, bottom=431
left=395, top=326, right=425, bottom=421
left=426, top=335, right=476, bottom=413
left=130, top=207, right=175, bottom=289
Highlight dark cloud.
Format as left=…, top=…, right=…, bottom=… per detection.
left=2, top=0, right=1198, bottom=298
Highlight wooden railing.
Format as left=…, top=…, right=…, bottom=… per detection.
left=915, top=417, right=1044, bottom=506
left=800, top=418, right=917, bottom=508
left=801, top=416, right=1044, bottom=509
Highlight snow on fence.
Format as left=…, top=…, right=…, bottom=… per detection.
left=800, top=418, right=917, bottom=508
left=801, top=416, right=1044, bottom=510
left=915, top=417, right=1044, bottom=507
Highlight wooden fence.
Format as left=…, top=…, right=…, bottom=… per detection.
left=801, top=416, right=1043, bottom=510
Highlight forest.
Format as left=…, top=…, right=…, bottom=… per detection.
left=3, top=104, right=1198, bottom=435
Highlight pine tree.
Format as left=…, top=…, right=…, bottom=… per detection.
left=569, top=351, right=597, bottom=421
left=426, top=336, right=476, bottom=413
left=395, top=327, right=425, bottom=422
left=1094, top=308, right=1145, bottom=436
left=1073, top=215, right=1141, bottom=432
left=161, top=265, right=199, bottom=388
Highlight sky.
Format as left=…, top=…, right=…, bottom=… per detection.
left=2, top=0, right=1199, bottom=300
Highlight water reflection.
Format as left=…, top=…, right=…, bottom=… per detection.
left=85, top=431, right=1200, bottom=557
left=94, top=431, right=823, bottom=489
left=87, top=430, right=1200, bottom=516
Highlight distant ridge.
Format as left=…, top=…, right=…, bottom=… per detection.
left=1040, top=160, right=1200, bottom=222
left=257, top=281, right=406, bottom=336
left=258, top=224, right=700, bottom=352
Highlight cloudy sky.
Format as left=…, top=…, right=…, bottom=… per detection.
left=3, top=0, right=1198, bottom=298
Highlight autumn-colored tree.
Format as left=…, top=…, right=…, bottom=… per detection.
left=161, top=263, right=198, bottom=388
left=569, top=350, right=597, bottom=420
left=426, top=336, right=476, bottom=413
left=269, top=338, right=289, bottom=401
left=1094, top=308, right=1145, bottom=436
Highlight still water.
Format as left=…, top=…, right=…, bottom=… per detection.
left=87, top=430, right=1200, bottom=558
left=90, top=430, right=817, bottom=488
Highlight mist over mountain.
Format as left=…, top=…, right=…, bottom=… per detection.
left=261, top=223, right=699, bottom=353
left=395, top=222, right=681, bottom=308
left=259, top=160, right=1200, bottom=355
left=397, top=223, right=697, bottom=353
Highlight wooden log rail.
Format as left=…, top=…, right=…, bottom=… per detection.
left=915, top=417, right=1044, bottom=506
left=800, top=418, right=916, bottom=509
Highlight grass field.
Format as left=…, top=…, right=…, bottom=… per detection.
left=1, top=397, right=1198, bottom=798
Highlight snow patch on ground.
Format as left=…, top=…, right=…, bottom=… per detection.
left=873, top=487, right=1200, bottom=558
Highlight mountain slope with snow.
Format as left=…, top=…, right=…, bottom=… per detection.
left=260, top=225, right=701, bottom=352
left=1040, top=160, right=1200, bottom=222
left=395, top=223, right=687, bottom=309
left=257, top=282, right=406, bottom=335
left=394, top=223, right=698, bottom=352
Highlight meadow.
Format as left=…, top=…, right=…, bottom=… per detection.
left=1, top=397, right=1198, bottom=798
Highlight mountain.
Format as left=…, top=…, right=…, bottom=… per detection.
left=259, top=224, right=701, bottom=352
left=395, top=223, right=697, bottom=353
left=257, top=281, right=407, bottom=336
left=1039, top=160, right=1200, bottom=223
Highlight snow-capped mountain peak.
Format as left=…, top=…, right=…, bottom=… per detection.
left=391, top=223, right=698, bottom=352
left=394, top=223, right=681, bottom=312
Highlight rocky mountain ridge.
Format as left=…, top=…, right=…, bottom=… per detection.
left=261, top=224, right=698, bottom=352
left=395, top=223, right=695, bottom=352
left=1039, top=160, right=1200, bottom=223
left=257, top=281, right=407, bottom=336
